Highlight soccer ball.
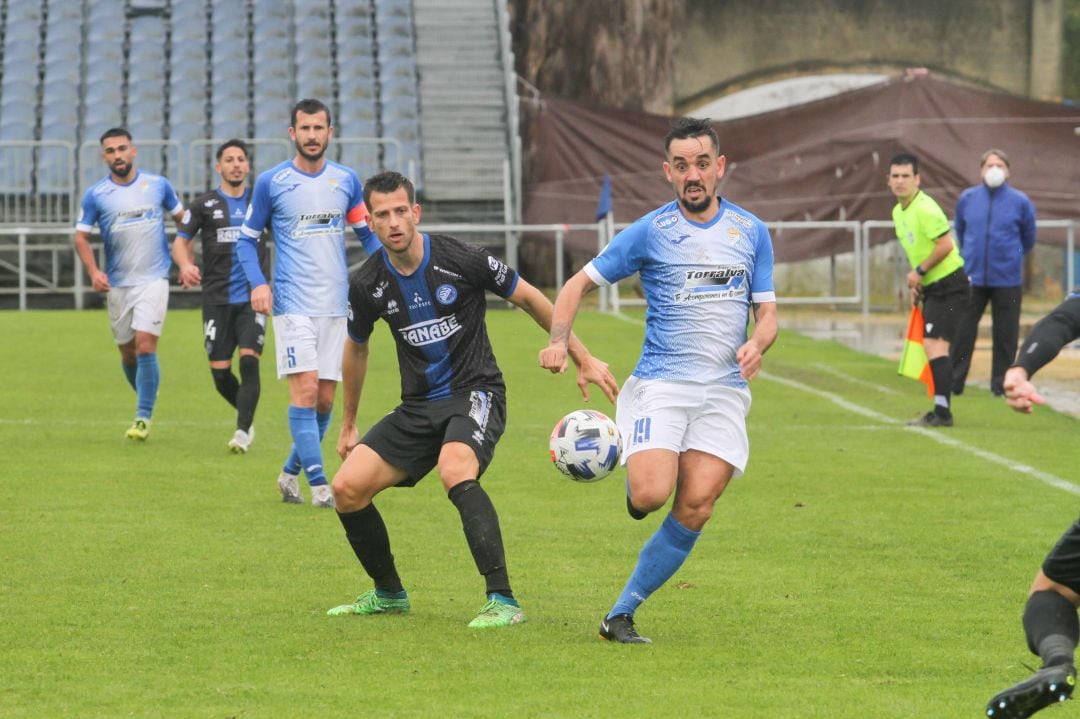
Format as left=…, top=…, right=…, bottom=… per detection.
left=549, top=409, right=622, bottom=482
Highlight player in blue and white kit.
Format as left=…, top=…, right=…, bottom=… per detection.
left=236, top=98, right=380, bottom=508
left=74, top=127, right=186, bottom=441
left=540, top=117, right=778, bottom=643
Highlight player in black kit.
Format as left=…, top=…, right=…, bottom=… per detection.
left=986, top=292, right=1080, bottom=718
left=325, top=171, right=618, bottom=627
left=173, top=139, right=271, bottom=453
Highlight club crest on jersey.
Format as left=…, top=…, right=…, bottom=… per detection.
left=672, top=266, right=748, bottom=303
left=654, top=212, right=680, bottom=230
left=398, top=315, right=461, bottom=346
left=435, top=284, right=458, bottom=305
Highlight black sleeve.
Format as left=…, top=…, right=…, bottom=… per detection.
left=455, top=236, right=518, bottom=299
left=1014, top=295, right=1080, bottom=377
left=175, top=199, right=203, bottom=239
left=346, top=278, right=376, bottom=343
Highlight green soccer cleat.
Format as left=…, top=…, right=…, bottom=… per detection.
left=125, top=418, right=151, bottom=441
left=326, top=589, right=410, bottom=617
left=467, top=598, right=526, bottom=628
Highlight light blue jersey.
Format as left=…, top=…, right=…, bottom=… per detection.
left=239, top=159, right=368, bottom=317
left=75, top=170, right=182, bottom=287
left=585, top=198, right=776, bottom=387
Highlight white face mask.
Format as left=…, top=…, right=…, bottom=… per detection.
left=984, top=166, right=1007, bottom=188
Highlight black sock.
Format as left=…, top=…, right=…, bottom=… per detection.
left=1024, top=589, right=1079, bottom=667
left=929, top=357, right=952, bottom=416
left=211, top=367, right=239, bottom=408
left=448, top=480, right=512, bottom=598
left=336, top=504, right=404, bottom=594
left=236, top=355, right=260, bottom=432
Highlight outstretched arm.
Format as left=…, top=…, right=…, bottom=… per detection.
left=506, top=274, right=617, bottom=403
left=1004, top=295, right=1080, bottom=413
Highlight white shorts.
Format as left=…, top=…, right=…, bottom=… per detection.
left=615, top=376, right=752, bottom=477
left=106, top=278, right=169, bottom=344
left=272, top=314, right=347, bottom=380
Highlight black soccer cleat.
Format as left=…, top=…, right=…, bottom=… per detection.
left=986, top=663, right=1076, bottom=718
left=626, top=495, right=648, bottom=521
left=599, top=613, right=652, bottom=644
left=906, top=410, right=953, bottom=427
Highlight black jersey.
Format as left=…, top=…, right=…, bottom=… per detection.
left=347, top=233, right=519, bottom=402
left=1014, top=293, right=1080, bottom=376
left=176, top=189, right=270, bottom=305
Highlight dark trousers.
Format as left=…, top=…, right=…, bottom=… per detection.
left=949, top=285, right=1022, bottom=395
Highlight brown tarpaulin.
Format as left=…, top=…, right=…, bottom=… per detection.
left=525, top=73, right=1080, bottom=261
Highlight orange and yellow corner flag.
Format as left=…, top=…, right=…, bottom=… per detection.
left=898, top=304, right=935, bottom=397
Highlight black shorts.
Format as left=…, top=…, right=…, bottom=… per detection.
left=1042, top=517, right=1080, bottom=594
left=360, top=390, right=507, bottom=487
left=921, top=268, right=971, bottom=341
left=202, top=303, right=267, bottom=361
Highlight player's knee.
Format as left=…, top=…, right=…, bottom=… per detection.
left=629, top=486, right=669, bottom=514
left=331, top=471, right=365, bottom=510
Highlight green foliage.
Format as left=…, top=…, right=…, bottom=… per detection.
left=2, top=309, right=1079, bottom=717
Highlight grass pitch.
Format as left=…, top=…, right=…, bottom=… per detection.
left=2, top=308, right=1079, bottom=718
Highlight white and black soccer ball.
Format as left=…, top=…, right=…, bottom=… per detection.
left=549, top=409, right=622, bottom=482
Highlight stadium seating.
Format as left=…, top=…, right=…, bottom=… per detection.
left=0, top=0, right=514, bottom=219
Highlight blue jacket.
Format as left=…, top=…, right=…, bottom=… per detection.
left=954, top=182, right=1036, bottom=287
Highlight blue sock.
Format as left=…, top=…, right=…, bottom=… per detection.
left=488, top=592, right=519, bottom=607
left=287, top=405, right=327, bottom=487
left=121, top=362, right=137, bottom=391
left=608, top=513, right=701, bottom=619
left=134, top=353, right=160, bottom=420
left=282, top=410, right=331, bottom=475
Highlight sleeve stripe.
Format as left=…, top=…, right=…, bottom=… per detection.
left=583, top=261, right=611, bottom=287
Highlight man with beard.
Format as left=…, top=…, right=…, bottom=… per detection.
left=172, top=139, right=270, bottom=453
left=539, top=117, right=778, bottom=643
left=237, top=98, right=379, bottom=508
left=74, top=127, right=186, bottom=441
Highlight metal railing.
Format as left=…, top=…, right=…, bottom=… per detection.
left=2, top=220, right=1077, bottom=312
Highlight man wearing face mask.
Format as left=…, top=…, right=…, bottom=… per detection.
left=949, top=149, right=1037, bottom=397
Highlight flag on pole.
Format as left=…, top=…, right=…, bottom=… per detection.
left=898, top=304, right=934, bottom=397
left=595, top=175, right=612, bottom=221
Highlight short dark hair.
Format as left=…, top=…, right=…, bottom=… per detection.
left=890, top=153, right=920, bottom=175
left=216, top=138, right=249, bottom=161
left=981, top=148, right=1009, bottom=168
left=363, top=171, right=416, bottom=208
left=664, top=117, right=719, bottom=155
left=291, top=98, right=331, bottom=128
left=99, top=127, right=132, bottom=145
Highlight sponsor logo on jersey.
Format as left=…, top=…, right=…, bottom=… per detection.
left=272, top=168, right=293, bottom=183
left=672, top=234, right=691, bottom=245
left=372, top=280, right=389, bottom=299
left=409, top=292, right=432, bottom=310
left=386, top=299, right=399, bottom=315
left=216, top=227, right=242, bottom=243
left=654, top=211, right=680, bottom=230
left=435, top=284, right=458, bottom=305
left=114, top=206, right=157, bottom=228
left=204, top=199, right=216, bottom=208
left=721, top=209, right=753, bottom=230
left=727, top=227, right=742, bottom=243
left=433, top=264, right=463, bottom=280
left=398, top=315, right=461, bottom=346
left=232, top=207, right=245, bottom=220
left=212, top=209, right=224, bottom=220
left=487, top=256, right=509, bottom=285
left=672, top=265, right=748, bottom=303
left=295, top=210, right=343, bottom=236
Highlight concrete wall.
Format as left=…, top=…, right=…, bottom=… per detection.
left=677, top=0, right=1063, bottom=113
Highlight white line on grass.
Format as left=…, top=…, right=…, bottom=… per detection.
left=605, top=310, right=1080, bottom=494
left=761, top=371, right=1080, bottom=497
left=809, top=362, right=902, bottom=395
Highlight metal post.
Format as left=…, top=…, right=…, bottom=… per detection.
left=1068, top=222, right=1076, bottom=293
left=503, top=159, right=517, bottom=270
left=860, top=222, right=870, bottom=316
left=18, top=229, right=27, bottom=310
left=555, top=228, right=564, bottom=290
left=74, top=244, right=84, bottom=310
left=597, top=221, right=608, bottom=312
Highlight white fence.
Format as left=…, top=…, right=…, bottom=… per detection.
left=1, top=220, right=1077, bottom=312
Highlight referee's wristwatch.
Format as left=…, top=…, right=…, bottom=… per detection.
left=915, top=264, right=927, bottom=277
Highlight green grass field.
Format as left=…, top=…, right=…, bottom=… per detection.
left=3, top=307, right=1080, bottom=718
